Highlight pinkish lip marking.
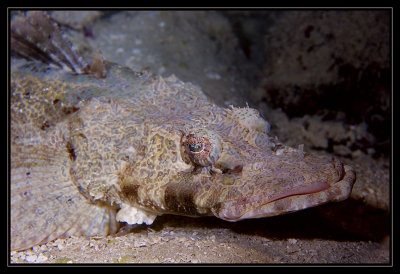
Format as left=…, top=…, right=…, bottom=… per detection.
left=219, top=181, right=330, bottom=221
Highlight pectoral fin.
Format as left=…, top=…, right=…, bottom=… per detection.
left=10, top=125, right=118, bottom=251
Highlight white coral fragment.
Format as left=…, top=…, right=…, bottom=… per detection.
left=116, top=204, right=157, bottom=225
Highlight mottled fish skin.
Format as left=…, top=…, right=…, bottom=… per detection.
left=10, top=11, right=356, bottom=251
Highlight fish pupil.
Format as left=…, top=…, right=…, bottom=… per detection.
left=189, top=143, right=203, bottom=153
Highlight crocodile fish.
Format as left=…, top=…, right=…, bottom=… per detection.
left=10, top=11, right=356, bottom=251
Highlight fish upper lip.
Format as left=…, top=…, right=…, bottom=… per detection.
left=244, top=180, right=331, bottom=206
left=214, top=160, right=355, bottom=221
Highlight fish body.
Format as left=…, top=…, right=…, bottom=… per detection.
left=10, top=11, right=356, bottom=251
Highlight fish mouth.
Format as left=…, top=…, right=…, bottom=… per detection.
left=213, top=161, right=356, bottom=222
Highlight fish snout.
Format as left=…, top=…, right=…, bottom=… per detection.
left=212, top=156, right=356, bottom=221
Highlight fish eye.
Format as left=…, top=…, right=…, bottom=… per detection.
left=182, top=131, right=221, bottom=167
left=188, top=143, right=204, bottom=153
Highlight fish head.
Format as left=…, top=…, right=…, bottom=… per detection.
left=119, top=105, right=356, bottom=222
